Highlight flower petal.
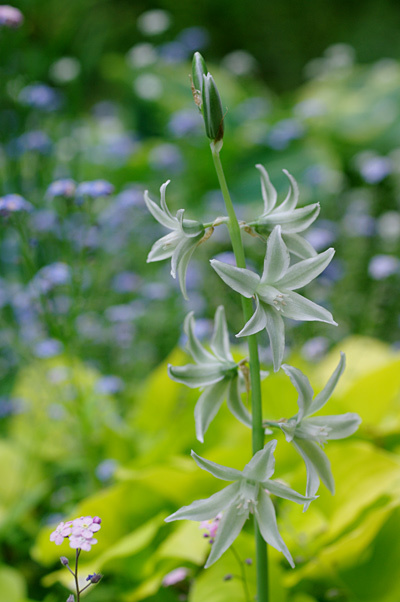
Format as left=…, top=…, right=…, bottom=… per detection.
left=309, top=352, right=345, bottom=415
left=226, top=376, right=252, bottom=428
left=194, top=379, right=230, bottom=443
left=191, top=451, right=243, bottom=481
left=278, top=169, right=300, bottom=213
left=144, top=183, right=176, bottom=229
left=259, top=204, right=320, bottom=234
left=168, top=363, right=227, bottom=388
left=256, top=164, right=277, bottom=214
left=205, top=503, right=248, bottom=568
left=236, top=296, right=268, bottom=337
left=260, top=226, right=290, bottom=284
left=159, top=180, right=174, bottom=221
left=165, top=482, right=241, bottom=522
left=281, top=291, right=337, bottom=325
left=275, top=248, right=334, bottom=290
left=283, top=233, right=317, bottom=259
left=255, top=489, right=294, bottom=568
left=242, top=440, right=277, bottom=481
left=176, top=236, right=201, bottom=300
left=281, top=364, right=314, bottom=421
left=210, top=305, right=234, bottom=361
left=293, top=438, right=335, bottom=500
left=263, top=479, right=317, bottom=505
left=147, top=232, right=179, bottom=263
left=183, top=312, right=215, bottom=364
left=307, top=413, right=361, bottom=440
left=264, top=305, right=285, bottom=372
left=210, top=259, right=260, bottom=298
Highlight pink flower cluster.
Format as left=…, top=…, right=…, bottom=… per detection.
left=50, top=516, right=102, bottom=552
left=199, top=513, right=222, bottom=544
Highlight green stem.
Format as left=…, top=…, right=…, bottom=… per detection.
left=230, top=545, right=251, bottom=602
left=75, top=548, right=81, bottom=602
left=211, top=143, right=268, bottom=602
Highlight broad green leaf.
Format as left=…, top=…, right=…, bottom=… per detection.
left=157, top=520, right=210, bottom=564
left=0, top=565, right=27, bottom=601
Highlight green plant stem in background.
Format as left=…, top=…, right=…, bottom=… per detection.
left=211, top=143, right=269, bottom=602
left=75, top=548, right=81, bottom=602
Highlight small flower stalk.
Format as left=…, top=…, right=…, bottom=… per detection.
left=50, top=516, right=103, bottom=601
left=143, top=53, right=361, bottom=602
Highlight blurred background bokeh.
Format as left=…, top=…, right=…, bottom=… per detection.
left=1, top=2, right=400, bottom=602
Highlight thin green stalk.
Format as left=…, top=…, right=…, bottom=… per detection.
left=230, top=545, right=251, bottom=602
left=75, top=549, right=81, bottom=602
left=211, top=143, right=269, bottom=602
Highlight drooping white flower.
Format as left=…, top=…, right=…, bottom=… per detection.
left=144, top=181, right=205, bottom=299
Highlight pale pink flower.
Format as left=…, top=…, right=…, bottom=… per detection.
left=199, top=513, right=222, bottom=543
left=162, top=567, right=188, bottom=586
left=49, top=521, right=73, bottom=545
left=69, top=535, right=98, bottom=552
left=71, top=516, right=101, bottom=539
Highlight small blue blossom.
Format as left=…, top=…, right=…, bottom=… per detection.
left=18, top=83, right=62, bottom=111
left=33, top=338, right=63, bottom=358
left=177, top=27, right=210, bottom=51
left=47, top=179, right=76, bottom=199
left=95, top=375, right=125, bottom=394
left=111, top=271, right=139, bottom=293
left=0, top=194, right=33, bottom=216
left=149, top=144, right=185, bottom=173
left=76, top=180, right=114, bottom=199
left=168, top=110, right=202, bottom=138
left=368, top=255, right=400, bottom=280
left=17, top=130, right=52, bottom=154
left=158, top=41, right=188, bottom=63
left=266, top=119, right=305, bottom=150
left=358, top=155, right=392, bottom=184
left=96, top=459, right=118, bottom=482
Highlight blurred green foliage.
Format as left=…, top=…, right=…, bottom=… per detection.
left=1, top=2, right=400, bottom=601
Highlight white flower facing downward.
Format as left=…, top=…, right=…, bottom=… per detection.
left=253, top=166, right=320, bottom=259
left=211, top=225, right=336, bottom=371
left=168, top=306, right=252, bottom=442
left=144, top=180, right=205, bottom=299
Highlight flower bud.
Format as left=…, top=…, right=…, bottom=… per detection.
left=92, top=516, right=102, bottom=524
left=192, top=52, right=207, bottom=94
left=86, top=572, right=103, bottom=584
left=202, top=73, right=224, bottom=143
left=66, top=595, right=75, bottom=602
left=60, top=556, right=69, bottom=566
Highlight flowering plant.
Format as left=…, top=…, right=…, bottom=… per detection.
left=50, top=516, right=103, bottom=601
left=144, top=52, right=361, bottom=602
